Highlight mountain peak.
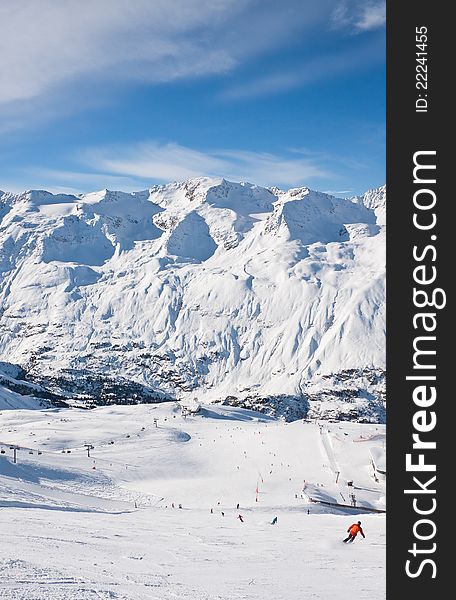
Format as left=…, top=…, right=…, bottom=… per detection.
left=0, top=178, right=385, bottom=418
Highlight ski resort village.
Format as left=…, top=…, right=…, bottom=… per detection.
left=0, top=179, right=386, bottom=599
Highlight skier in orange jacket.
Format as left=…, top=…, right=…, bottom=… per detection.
left=343, top=521, right=365, bottom=543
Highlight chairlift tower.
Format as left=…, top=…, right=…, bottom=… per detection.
left=11, top=445, right=20, bottom=464
left=84, top=444, right=94, bottom=457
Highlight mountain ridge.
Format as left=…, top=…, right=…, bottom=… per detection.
left=0, top=178, right=385, bottom=420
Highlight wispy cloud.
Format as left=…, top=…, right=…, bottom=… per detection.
left=0, top=0, right=337, bottom=130
left=356, top=3, right=386, bottom=31
left=331, top=1, right=385, bottom=33
left=77, top=141, right=330, bottom=189
left=221, top=37, right=384, bottom=99
left=0, top=1, right=239, bottom=106
left=1, top=167, right=151, bottom=195
left=3, top=139, right=383, bottom=195
left=2, top=141, right=331, bottom=193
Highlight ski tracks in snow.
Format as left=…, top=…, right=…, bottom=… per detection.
left=0, top=558, right=227, bottom=600
left=0, top=558, right=125, bottom=600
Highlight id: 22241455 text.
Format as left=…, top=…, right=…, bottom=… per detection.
left=416, top=26, right=429, bottom=113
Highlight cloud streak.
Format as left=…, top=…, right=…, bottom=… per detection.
left=331, top=1, right=385, bottom=33
left=4, top=140, right=381, bottom=196
left=0, top=1, right=335, bottom=110
left=0, top=0, right=238, bottom=106
left=78, top=141, right=330, bottom=189
left=221, top=36, right=384, bottom=99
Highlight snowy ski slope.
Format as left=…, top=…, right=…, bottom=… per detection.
left=0, top=403, right=385, bottom=599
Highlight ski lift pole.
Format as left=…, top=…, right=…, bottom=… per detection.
left=84, top=443, right=94, bottom=458
left=8, top=444, right=20, bottom=463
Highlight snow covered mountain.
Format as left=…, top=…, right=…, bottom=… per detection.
left=0, top=178, right=385, bottom=420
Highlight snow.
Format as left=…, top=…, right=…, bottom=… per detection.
left=0, top=363, right=52, bottom=411
left=0, top=177, right=386, bottom=596
left=0, top=385, right=44, bottom=410
left=0, top=403, right=385, bottom=599
left=0, top=179, right=385, bottom=414
left=369, top=446, right=386, bottom=472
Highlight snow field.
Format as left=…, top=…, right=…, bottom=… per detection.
left=0, top=403, right=385, bottom=599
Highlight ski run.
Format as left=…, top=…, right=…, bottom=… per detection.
left=1, top=402, right=385, bottom=600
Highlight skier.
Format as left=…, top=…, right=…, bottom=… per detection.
left=343, top=521, right=366, bottom=543
left=237, top=514, right=244, bottom=523
left=271, top=516, right=278, bottom=525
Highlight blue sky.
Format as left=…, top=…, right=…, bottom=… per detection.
left=0, top=0, right=385, bottom=196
